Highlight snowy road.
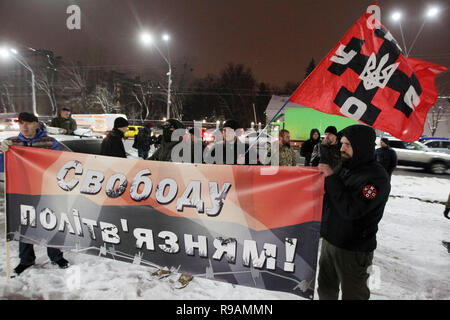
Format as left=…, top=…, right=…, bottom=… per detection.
left=0, top=173, right=449, bottom=300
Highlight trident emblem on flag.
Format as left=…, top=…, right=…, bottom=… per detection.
left=359, top=53, right=399, bottom=90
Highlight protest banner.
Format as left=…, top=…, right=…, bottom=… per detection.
left=5, top=146, right=324, bottom=299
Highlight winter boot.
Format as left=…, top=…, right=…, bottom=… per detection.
left=176, top=273, right=194, bottom=289
left=442, top=241, right=450, bottom=254
left=14, top=262, right=35, bottom=275
left=52, top=258, right=69, bottom=269
left=152, top=269, right=172, bottom=279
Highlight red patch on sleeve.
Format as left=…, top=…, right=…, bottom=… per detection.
left=363, top=185, right=377, bottom=199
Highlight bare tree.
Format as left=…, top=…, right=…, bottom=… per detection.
left=131, top=82, right=151, bottom=120
left=61, top=61, right=89, bottom=111
left=0, top=82, right=15, bottom=113
left=35, top=67, right=58, bottom=116
left=90, top=85, right=116, bottom=114
left=427, top=98, right=450, bottom=136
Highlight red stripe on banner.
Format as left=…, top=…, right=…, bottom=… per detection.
left=232, top=165, right=323, bottom=229
left=6, top=147, right=324, bottom=231
left=6, top=146, right=64, bottom=195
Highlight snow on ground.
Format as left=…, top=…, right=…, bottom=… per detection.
left=0, top=173, right=449, bottom=300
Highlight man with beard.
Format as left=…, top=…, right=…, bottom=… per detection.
left=278, top=129, right=297, bottom=166
left=311, top=126, right=341, bottom=170
left=317, top=124, right=390, bottom=300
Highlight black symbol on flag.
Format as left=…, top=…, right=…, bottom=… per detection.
left=328, top=27, right=423, bottom=125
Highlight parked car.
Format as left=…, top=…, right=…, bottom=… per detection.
left=0, top=117, right=19, bottom=131
left=420, top=139, right=450, bottom=155
left=238, top=129, right=277, bottom=146
left=124, top=125, right=143, bottom=139
left=382, top=137, right=450, bottom=174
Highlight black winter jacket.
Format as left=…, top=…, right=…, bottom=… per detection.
left=100, top=129, right=127, bottom=158
left=321, top=125, right=390, bottom=252
left=301, top=129, right=321, bottom=166
left=133, top=127, right=152, bottom=151
left=375, top=146, right=397, bottom=176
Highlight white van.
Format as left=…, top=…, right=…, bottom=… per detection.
left=71, top=114, right=128, bottom=132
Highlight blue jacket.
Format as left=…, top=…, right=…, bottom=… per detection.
left=0, top=126, right=61, bottom=172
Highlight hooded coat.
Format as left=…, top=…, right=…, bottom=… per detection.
left=301, top=129, right=321, bottom=166
left=321, top=125, right=390, bottom=252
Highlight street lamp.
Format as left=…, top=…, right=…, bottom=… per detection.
left=140, top=31, right=172, bottom=120
left=390, top=11, right=408, bottom=54
left=426, top=7, right=439, bottom=18
left=407, top=6, right=440, bottom=56
left=0, top=47, right=37, bottom=115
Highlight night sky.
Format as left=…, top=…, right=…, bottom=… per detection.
left=0, top=0, right=448, bottom=88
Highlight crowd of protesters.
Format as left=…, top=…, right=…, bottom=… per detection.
left=103, top=118, right=398, bottom=299
left=1, top=112, right=403, bottom=299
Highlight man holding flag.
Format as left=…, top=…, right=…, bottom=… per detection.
left=288, top=10, right=447, bottom=142
left=266, top=4, right=447, bottom=299
left=317, top=124, right=390, bottom=299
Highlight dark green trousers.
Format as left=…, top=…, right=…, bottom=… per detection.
left=318, top=239, right=373, bottom=300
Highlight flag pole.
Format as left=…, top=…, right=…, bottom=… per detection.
left=245, top=47, right=320, bottom=155
left=244, top=98, right=292, bottom=155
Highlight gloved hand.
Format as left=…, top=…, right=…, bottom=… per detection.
left=444, top=207, right=450, bottom=219
left=0, top=140, right=12, bottom=153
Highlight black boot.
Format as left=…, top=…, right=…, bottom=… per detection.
left=14, top=263, right=35, bottom=275
left=52, top=258, right=69, bottom=269
left=442, top=241, right=450, bottom=254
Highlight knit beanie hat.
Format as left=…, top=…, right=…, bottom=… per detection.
left=114, top=117, right=129, bottom=129
left=325, top=126, right=338, bottom=136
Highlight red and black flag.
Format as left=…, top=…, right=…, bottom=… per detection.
left=290, top=12, right=447, bottom=142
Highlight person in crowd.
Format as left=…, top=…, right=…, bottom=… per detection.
left=375, top=137, right=397, bottom=177
left=50, top=107, right=77, bottom=135
left=207, top=119, right=256, bottom=165
left=311, top=126, right=341, bottom=170
left=133, top=122, right=153, bottom=159
left=100, top=117, right=129, bottom=158
left=301, top=128, right=321, bottom=166
left=188, top=127, right=206, bottom=163
left=149, top=118, right=185, bottom=162
left=317, top=124, right=391, bottom=300
left=147, top=118, right=194, bottom=286
left=278, top=129, right=297, bottom=166
left=0, top=112, right=69, bottom=275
